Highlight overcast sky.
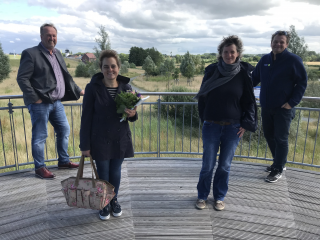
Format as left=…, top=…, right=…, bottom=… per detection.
left=0, top=0, right=320, bottom=55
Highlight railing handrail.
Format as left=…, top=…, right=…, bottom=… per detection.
left=1, top=93, right=320, bottom=102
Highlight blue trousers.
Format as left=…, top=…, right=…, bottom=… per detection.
left=95, top=158, right=124, bottom=198
left=262, top=107, right=294, bottom=172
left=197, top=121, right=241, bottom=201
left=27, top=100, right=70, bottom=170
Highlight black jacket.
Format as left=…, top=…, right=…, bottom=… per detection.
left=17, top=44, right=82, bottom=105
left=79, top=72, right=138, bottom=160
left=198, top=62, right=258, bottom=132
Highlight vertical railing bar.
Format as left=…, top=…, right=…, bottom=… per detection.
left=0, top=118, right=7, bottom=166
left=141, top=105, right=144, bottom=152
left=239, top=133, right=243, bottom=156
left=8, top=100, right=18, bottom=170
left=133, top=121, right=135, bottom=152
left=182, top=105, right=185, bottom=152
left=248, top=132, right=252, bottom=157
left=256, top=108, right=262, bottom=157
left=157, top=96, right=161, bottom=157
left=54, top=132, right=57, bottom=159
left=166, top=104, right=169, bottom=152
left=293, top=109, right=301, bottom=162
left=190, top=105, right=193, bottom=152
left=21, top=108, right=29, bottom=163
left=174, top=104, right=177, bottom=152
left=149, top=104, right=151, bottom=152
left=45, top=139, right=48, bottom=161
left=311, top=111, right=320, bottom=165
left=71, top=106, right=75, bottom=156
left=264, top=136, right=268, bottom=158
left=198, top=118, right=201, bottom=153
left=302, top=110, right=311, bottom=163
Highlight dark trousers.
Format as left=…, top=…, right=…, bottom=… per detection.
left=262, top=107, right=294, bottom=172
left=95, top=158, right=124, bottom=198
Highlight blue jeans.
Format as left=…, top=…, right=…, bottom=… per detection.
left=27, top=100, right=70, bottom=170
left=197, top=121, right=241, bottom=201
left=95, top=158, right=124, bottom=198
left=262, top=107, right=294, bottom=173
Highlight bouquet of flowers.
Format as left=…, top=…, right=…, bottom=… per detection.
left=115, top=90, right=149, bottom=122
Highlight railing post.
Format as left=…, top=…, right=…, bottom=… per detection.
left=157, top=96, right=161, bottom=158
left=8, top=100, right=19, bottom=171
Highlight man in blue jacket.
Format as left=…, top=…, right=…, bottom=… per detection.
left=252, top=30, right=307, bottom=183
left=17, top=23, right=84, bottom=179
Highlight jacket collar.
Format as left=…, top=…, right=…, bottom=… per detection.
left=270, top=48, right=288, bottom=61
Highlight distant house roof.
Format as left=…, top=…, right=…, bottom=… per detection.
left=84, top=53, right=96, bottom=59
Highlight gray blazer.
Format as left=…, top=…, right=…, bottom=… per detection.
left=17, top=43, right=82, bottom=106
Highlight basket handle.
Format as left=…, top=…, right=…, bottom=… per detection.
left=75, top=155, right=99, bottom=187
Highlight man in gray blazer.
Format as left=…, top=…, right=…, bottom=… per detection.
left=17, top=23, right=84, bottom=179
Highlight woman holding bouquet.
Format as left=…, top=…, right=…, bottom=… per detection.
left=80, top=50, right=138, bottom=220
left=195, top=35, right=257, bottom=211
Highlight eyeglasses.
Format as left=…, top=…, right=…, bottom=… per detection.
left=274, top=31, right=288, bottom=36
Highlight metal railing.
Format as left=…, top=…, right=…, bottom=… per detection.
left=0, top=93, right=320, bottom=174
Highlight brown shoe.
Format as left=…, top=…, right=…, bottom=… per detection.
left=58, top=161, right=79, bottom=169
left=35, top=167, right=56, bottom=179
left=214, top=200, right=225, bottom=211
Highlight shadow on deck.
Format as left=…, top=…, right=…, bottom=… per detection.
left=1, top=159, right=320, bottom=240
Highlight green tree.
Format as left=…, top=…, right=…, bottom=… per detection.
left=119, top=53, right=129, bottom=63
left=86, top=25, right=112, bottom=77
left=146, top=47, right=164, bottom=66
left=172, top=67, right=180, bottom=81
left=75, top=62, right=90, bottom=77
left=180, top=51, right=195, bottom=81
left=120, top=61, right=130, bottom=74
left=288, top=25, right=308, bottom=61
left=175, top=54, right=181, bottom=64
left=159, top=57, right=175, bottom=89
left=0, top=42, right=11, bottom=82
left=142, top=55, right=156, bottom=79
left=129, top=46, right=147, bottom=66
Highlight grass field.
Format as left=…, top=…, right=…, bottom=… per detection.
left=0, top=59, right=319, bottom=174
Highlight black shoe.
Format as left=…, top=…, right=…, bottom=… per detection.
left=111, top=198, right=122, bottom=217
left=265, top=166, right=286, bottom=172
left=265, top=169, right=282, bottom=183
left=99, top=204, right=110, bottom=220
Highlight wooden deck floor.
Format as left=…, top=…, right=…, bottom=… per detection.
left=1, top=159, right=320, bottom=240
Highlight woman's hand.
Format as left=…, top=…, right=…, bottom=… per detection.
left=125, top=106, right=137, bottom=118
left=237, top=127, right=246, bottom=138
left=82, top=150, right=90, bottom=157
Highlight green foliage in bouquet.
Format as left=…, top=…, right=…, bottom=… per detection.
left=115, top=91, right=141, bottom=120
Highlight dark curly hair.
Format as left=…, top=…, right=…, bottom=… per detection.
left=217, top=35, right=243, bottom=60
left=271, top=30, right=290, bottom=44
left=99, top=50, right=121, bottom=69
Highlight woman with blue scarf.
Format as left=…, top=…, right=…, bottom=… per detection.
left=195, top=35, right=257, bottom=211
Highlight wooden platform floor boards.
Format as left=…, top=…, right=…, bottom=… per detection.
left=1, top=159, right=320, bottom=239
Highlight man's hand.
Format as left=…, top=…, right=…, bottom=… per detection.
left=80, top=90, right=85, bottom=96
left=82, top=150, right=90, bottom=157
left=281, top=102, right=292, bottom=109
left=125, top=106, right=137, bottom=118
left=237, top=127, right=246, bottom=138
left=35, top=99, right=42, bottom=104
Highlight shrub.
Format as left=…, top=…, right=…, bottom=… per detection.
left=75, top=62, right=90, bottom=77
left=66, top=63, right=71, bottom=68
left=158, top=86, right=200, bottom=129
left=130, top=62, right=136, bottom=68
left=0, top=42, right=11, bottom=83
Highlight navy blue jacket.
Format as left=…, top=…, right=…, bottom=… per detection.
left=252, top=49, right=307, bottom=108
left=198, top=62, right=258, bottom=132
left=79, top=72, right=138, bottom=161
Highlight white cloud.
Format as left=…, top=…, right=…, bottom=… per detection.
left=9, top=41, right=14, bottom=43
left=0, top=0, right=319, bottom=54
left=15, top=38, right=20, bottom=41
